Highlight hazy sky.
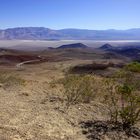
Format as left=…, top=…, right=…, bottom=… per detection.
left=0, top=0, right=140, bottom=29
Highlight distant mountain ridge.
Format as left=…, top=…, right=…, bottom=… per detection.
left=0, top=27, right=140, bottom=40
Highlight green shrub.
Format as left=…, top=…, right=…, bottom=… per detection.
left=125, top=62, right=140, bottom=73
left=118, top=84, right=140, bottom=128
left=104, top=71, right=140, bottom=128
left=114, top=69, right=140, bottom=90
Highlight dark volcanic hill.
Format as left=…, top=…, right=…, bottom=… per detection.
left=57, top=43, right=88, bottom=49
left=99, top=44, right=114, bottom=51
left=1, top=27, right=140, bottom=40
left=117, top=48, right=140, bottom=60
left=99, top=43, right=140, bottom=61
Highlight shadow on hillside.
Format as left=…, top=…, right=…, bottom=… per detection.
left=69, top=62, right=124, bottom=74
left=80, top=120, right=140, bottom=140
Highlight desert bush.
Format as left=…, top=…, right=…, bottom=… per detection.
left=104, top=70, right=140, bottom=128
left=113, top=69, right=140, bottom=90
left=125, top=62, right=140, bottom=73
left=62, top=75, right=96, bottom=108
left=117, top=84, right=140, bottom=128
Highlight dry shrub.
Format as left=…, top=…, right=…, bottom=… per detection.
left=62, top=75, right=96, bottom=109
left=103, top=78, right=119, bottom=124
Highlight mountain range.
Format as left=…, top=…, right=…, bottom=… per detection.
left=0, top=27, right=140, bottom=40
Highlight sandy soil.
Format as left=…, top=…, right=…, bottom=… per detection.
left=0, top=60, right=139, bottom=140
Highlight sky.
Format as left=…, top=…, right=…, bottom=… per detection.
left=0, top=0, right=140, bottom=30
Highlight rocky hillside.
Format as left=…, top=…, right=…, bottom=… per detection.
left=99, top=44, right=140, bottom=61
